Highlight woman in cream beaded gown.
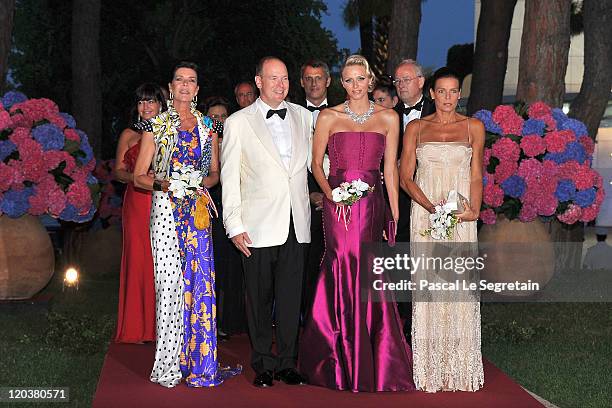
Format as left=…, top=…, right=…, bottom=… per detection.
left=399, top=67, right=485, bottom=392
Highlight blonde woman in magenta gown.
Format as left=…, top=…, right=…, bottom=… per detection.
left=399, top=67, right=485, bottom=392
left=299, top=55, right=414, bottom=392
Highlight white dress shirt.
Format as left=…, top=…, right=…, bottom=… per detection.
left=306, top=98, right=330, bottom=178
left=402, top=96, right=424, bottom=131
left=256, top=98, right=292, bottom=169
left=306, top=97, right=328, bottom=126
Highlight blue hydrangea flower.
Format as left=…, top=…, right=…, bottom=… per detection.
left=109, top=195, right=123, bottom=207
left=59, top=204, right=79, bottom=222
left=87, top=174, right=98, bottom=184
left=0, top=187, right=34, bottom=218
left=555, top=179, right=576, bottom=202
left=521, top=118, right=546, bottom=136
left=73, top=204, right=96, bottom=223
left=473, top=109, right=502, bottom=134
left=60, top=112, right=77, bottom=128
left=562, top=141, right=587, bottom=164
left=0, top=140, right=17, bottom=162
left=76, top=130, right=94, bottom=164
left=500, top=175, right=526, bottom=198
left=1, top=91, right=28, bottom=109
left=552, top=108, right=567, bottom=125
left=32, top=123, right=65, bottom=151
left=544, top=151, right=564, bottom=164
left=575, top=188, right=596, bottom=208
left=558, top=118, right=588, bottom=137
left=483, top=175, right=488, bottom=187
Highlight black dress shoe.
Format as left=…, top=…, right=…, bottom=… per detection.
left=274, top=368, right=308, bottom=385
left=253, top=371, right=274, bottom=388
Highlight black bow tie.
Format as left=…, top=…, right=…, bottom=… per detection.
left=403, top=100, right=423, bottom=115
left=307, top=104, right=327, bottom=112
left=266, top=108, right=287, bottom=119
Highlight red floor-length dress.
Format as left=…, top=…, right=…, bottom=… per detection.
left=114, top=141, right=156, bottom=343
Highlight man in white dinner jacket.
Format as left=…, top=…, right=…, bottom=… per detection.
left=221, top=56, right=312, bottom=388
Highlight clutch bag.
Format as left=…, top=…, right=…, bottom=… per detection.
left=444, top=190, right=467, bottom=214
left=384, top=205, right=396, bottom=247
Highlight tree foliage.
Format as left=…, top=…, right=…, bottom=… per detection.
left=446, top=43, right=473, bottom=81
left=10, top=0, right=339, bottom=158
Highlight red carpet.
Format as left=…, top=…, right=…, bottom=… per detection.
left=93, top=335, right=544, bottom=408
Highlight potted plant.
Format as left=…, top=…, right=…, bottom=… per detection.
left=473, top=101, right=605, bottom=292
left=0, top=91, right=100, bottom=299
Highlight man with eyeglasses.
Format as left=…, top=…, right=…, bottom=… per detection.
left=393, top=59, right=435, bottom=133
left=392, top=59, right=435, bottom=340
left=392, top=59, right=436, bottom=244
left=234, top=81, right=257, bottom=110
left=299, top=59, right=332, bottom=320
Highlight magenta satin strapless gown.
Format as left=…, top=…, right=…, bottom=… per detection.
left=299, top=132, right=415, bottom=392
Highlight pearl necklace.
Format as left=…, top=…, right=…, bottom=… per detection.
left=344, top=100, right=375, bottom=124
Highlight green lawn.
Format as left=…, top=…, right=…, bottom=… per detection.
left=1, top=271, right=610, bottom=407
left=481, top=302, right=612, bottom=408
left=0, top=272, right=118, bottom=408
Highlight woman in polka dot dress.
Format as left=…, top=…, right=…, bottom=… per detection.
left=134, top=61, right=242, bottom=388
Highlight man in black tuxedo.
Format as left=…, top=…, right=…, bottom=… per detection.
left=299, top=59, right=331, bottom=319
left=393, top=59, right=435, bottom=242
left=222, top=57, right=312, bottom=388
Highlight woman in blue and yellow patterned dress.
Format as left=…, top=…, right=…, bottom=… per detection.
left=134, top=61, right=241, bottom=388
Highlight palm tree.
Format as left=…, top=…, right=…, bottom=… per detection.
left=342, top=0, right=392, bottom=66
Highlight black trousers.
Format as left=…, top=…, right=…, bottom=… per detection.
left=393, top=189, right=412, bottom=335
left=241, top=217, right=306, bottom=374
left=302, top=205, right=323, bottom=319
left=396, top=189, right=411, bottom=242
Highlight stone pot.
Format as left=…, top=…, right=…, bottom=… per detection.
left=0, top=215, right=55, bottom=300
left=478, top=215, right=555, bottom=296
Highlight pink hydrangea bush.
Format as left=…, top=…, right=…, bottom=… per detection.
left=0, top=91, right=99, bottom=221
left=473, top=102, right=605, bottom=225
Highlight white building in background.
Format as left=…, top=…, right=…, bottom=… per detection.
left=473, top=0, right=612, bottom=227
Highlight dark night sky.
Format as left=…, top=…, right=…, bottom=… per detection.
left=321, top=0, right=475, bottom=70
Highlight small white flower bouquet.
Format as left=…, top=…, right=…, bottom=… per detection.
left=331, top=178, right=374, bottom=206
left=168, top=165, right=204, bottom=199
left=331, top=178, right=374, bottom=230
left=421, top=202, right=459, bottom=240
